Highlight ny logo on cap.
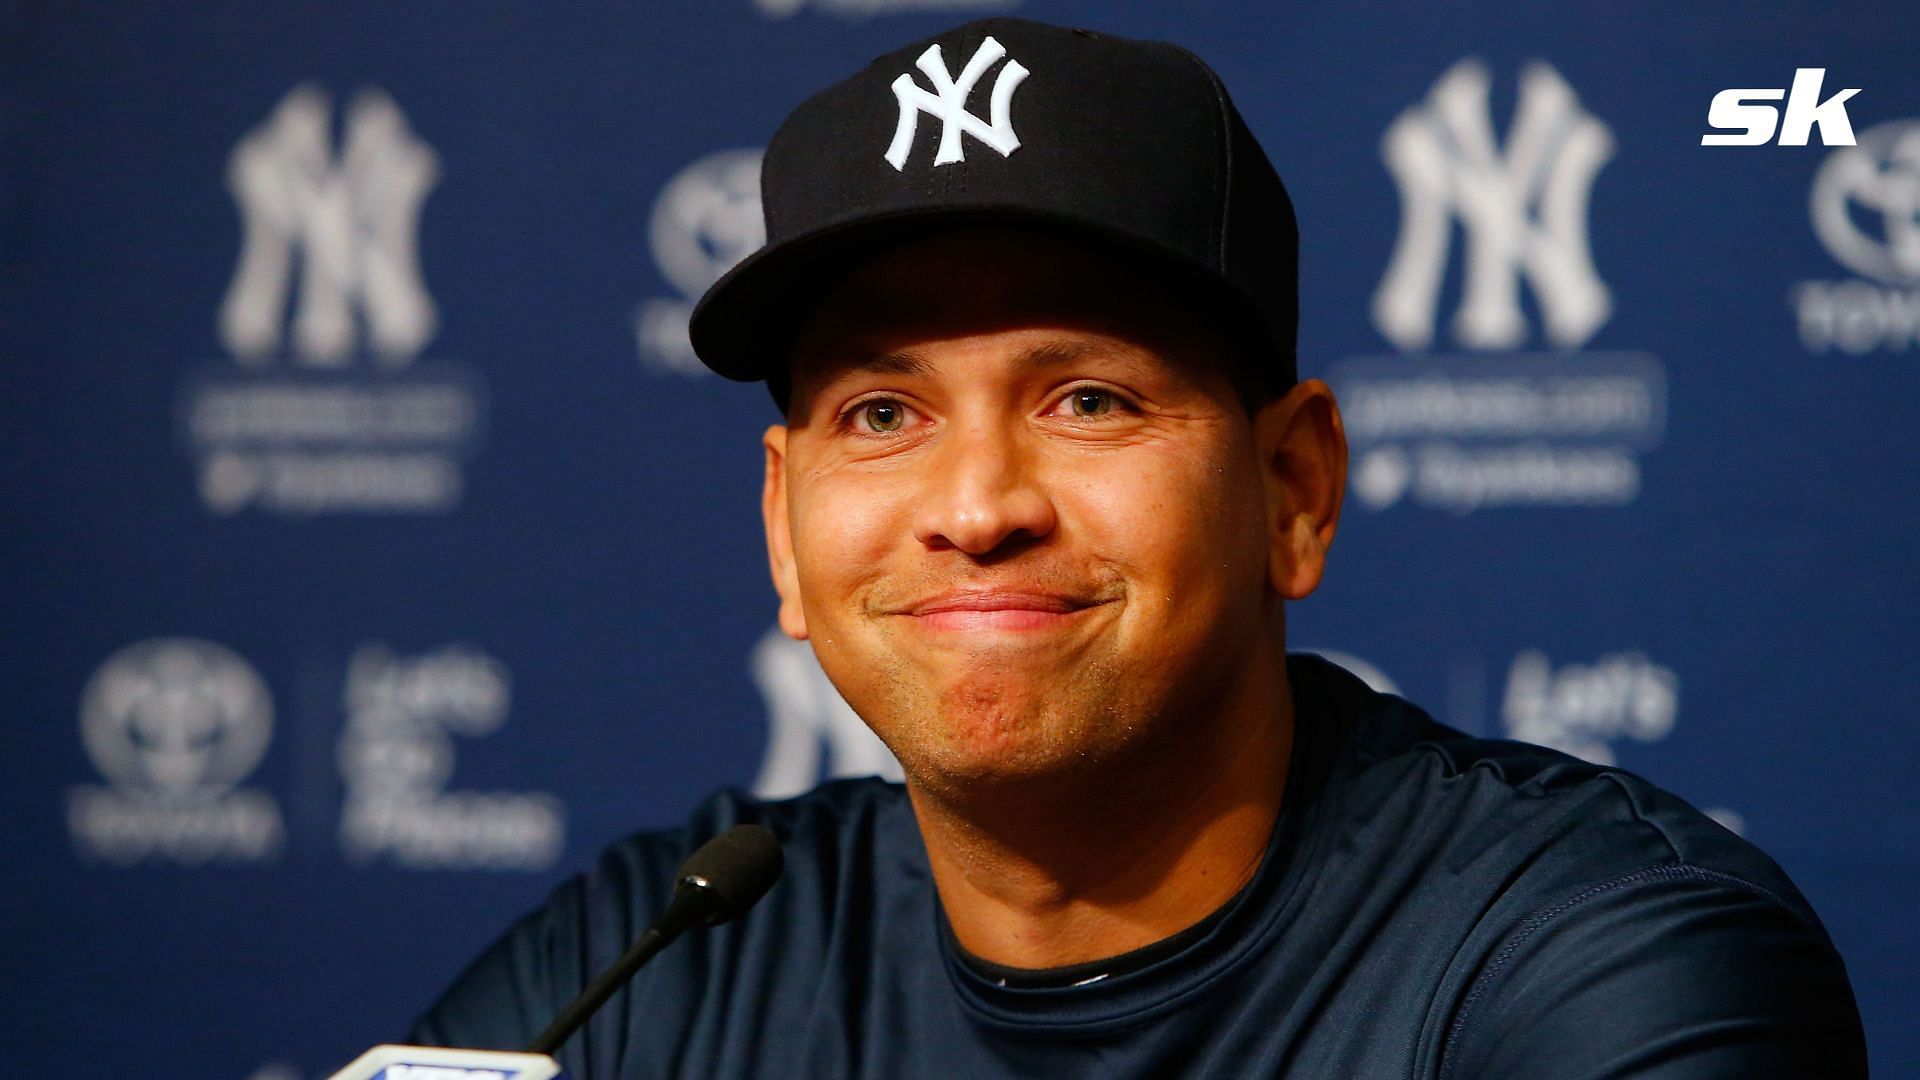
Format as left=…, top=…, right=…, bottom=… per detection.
left=885, top=36, right=1029, bottom=171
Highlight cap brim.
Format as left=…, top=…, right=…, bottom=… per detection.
left=688, top=204, right=1280, bottom=387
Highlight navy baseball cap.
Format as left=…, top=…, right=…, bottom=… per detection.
left=689, top=18, right=1299, bottom=398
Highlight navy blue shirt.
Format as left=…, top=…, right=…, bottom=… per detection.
left=415, top=657, right=1866, bottom=1077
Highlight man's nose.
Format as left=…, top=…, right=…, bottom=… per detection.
left=910, top=420, right=1057, bottom=556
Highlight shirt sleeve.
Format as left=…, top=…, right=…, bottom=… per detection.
left=1437, top=864, right=1868, bottom=1079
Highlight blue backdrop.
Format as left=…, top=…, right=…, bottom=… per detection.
left=3, top=1, right=1915, bottom=1075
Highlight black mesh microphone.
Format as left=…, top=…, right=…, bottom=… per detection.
left=527, top=824, right=784, bottom=1056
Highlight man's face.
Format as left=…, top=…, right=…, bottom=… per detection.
left=763, top=229, right=1288, bottom=794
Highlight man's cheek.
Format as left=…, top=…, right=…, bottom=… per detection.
left=1066, top=471, right=1197, bottom=561
left=795, top=478, right=875, bottom=545
left=793, top=483, right=907, bottom=602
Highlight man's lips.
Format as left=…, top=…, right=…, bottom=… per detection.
left=897, top=591, right=1107, bottom=632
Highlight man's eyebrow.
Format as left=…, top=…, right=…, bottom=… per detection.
left=1015, top=339, right=1104, bottom=370
left=854, top=350, right=934, bottom=376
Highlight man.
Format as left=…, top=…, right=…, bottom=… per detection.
left=416, top=18, right=1866, bottom=1076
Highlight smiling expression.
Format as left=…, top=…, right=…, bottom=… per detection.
left=762, top=229, right=1284, bottom=794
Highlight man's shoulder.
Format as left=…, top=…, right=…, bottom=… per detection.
left=410, top=777, right=916, bottom=1051
left=1294, top=653, right=1826, bottom=929
left=1292, top=656, right=1864, bottom=1074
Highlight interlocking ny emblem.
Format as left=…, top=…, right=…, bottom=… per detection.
left=1374, top=59, right=1614, bottom=351
left=885, top=36, right=1028, bottom=172
left=219, top=85, right=439, bottom=367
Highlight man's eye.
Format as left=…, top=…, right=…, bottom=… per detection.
left=1062, top=388, right=1120, bottom=417
left=854, top=400, right=908, bottom=433
left=1071, top=390, right=1112, bottom=417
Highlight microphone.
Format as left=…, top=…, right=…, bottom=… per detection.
left=527, top=823, right=784, bottom=1055
left=325, top=824, right=783, bottom=1080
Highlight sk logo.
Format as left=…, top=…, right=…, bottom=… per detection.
left=1702, top=69, right=1860, bottom=148
left=1374, top=59, right=1614, bottom=351
left=219, top=85, right=439, bottom=367
left=885, top=35, right=1028, bottom=171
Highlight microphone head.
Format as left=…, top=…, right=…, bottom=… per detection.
left=675, top=823, right=784, bottom=926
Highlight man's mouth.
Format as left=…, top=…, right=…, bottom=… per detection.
left=899, top=590, right=1108, bottom=633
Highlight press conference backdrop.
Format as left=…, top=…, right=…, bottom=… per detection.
left=2, top=0, right=1914, bottom=1074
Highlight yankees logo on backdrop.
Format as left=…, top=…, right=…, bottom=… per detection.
left=221, top=85, right=439, bottom=367
left=886, top=35, right=1027, bottom=171
left=180, top=84, right=486, bottom=516
left=1374, top=58, right=1613, bottom=351
left=1329, top=58, right=1668, bottom=515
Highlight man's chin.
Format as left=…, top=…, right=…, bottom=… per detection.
left=823, top=640, right=1138, bottom=789
left=882, top=696, right=1136, bottom=796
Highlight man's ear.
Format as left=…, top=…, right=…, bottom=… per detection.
left=762, top=424, right=809, bottom=640
left=1253, top=379, right=1347, bottom=600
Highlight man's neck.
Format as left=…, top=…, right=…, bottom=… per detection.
left=906, top=651, right=1295, bottom=970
